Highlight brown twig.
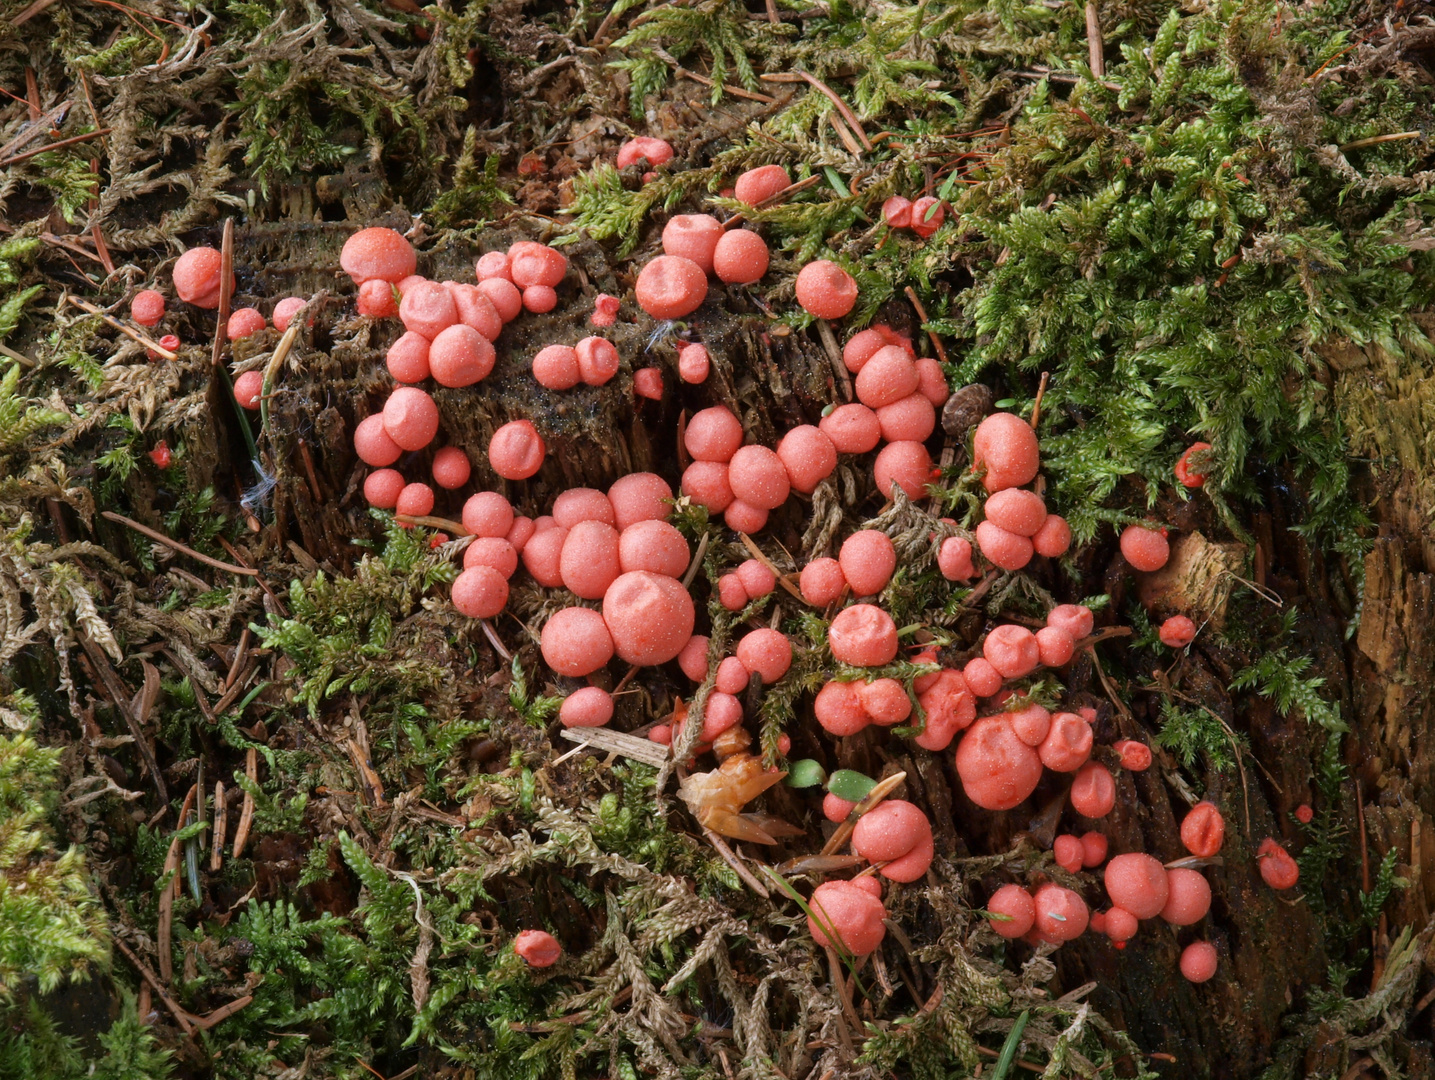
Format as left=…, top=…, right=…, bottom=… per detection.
left=812, top=317, right=854, bottom=403
left=761, top=72, right=872, bottom=151
left=42, top=232, right=108, bottom=266
left=223, top=627, right=250, bottom=692
left=827, top=110, right=865, bottom=156
left=112, top=937, right=194, bottom=1035
left=480, top=619, right=512, bottom=663
left=64, top=296, right=177, bottom=360
left=210, top=780, right=226, bottom=871
left=0, top=126, right=112, bottom=168
left=655, top=48, right=777, bottom=103
left=1029, top=371, right=1051, bottom=430
left=297, top=438, right=325, bottom=502
left=824, top=945, right=861, bottom=1049
left=232, top=749, right=257, bottom=859
left=701, top=824, right=771, bottom=897
left=77, top=633, right=167, bottom=802
left=189, top=994, right=252, bottom=1029
left=210, top=218, right=234, bottom=372
left=903, top=286, right=949, bottom=366
left=1339, top=131, right=1420, bottom=152
left=157, top=785, right=197, bottom=984
left=681, top=530, right=710, bottom=590
left=102, top=511, right=258, bottom=576
left=396, top=512, right=469, bottom=534
left=1085, top=2, right=1105, bottom=77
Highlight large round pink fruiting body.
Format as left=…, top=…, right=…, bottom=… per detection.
left=382, top=387, right=440, bottom=452
left=677, top=342, right=710, bottom=384
left=876, top=394, right=935, bottom=443
left=363, top=469, right=406, bottom=508
left=1120, top=525, right=1170, bottom=571
left=1180, top=941, right=1218, bottom=983
left=395, top=482, right=435, bottom=520
left=272, top=297, right=308, bottom=331
left=340, top=227, right=416, bottom=284
left=450, top=284, right=502, bottom=340
left=873, top=441, right=932, bottom=501
left=532, top=344, right=580, bottom=390
left=560, top=520, right=622, bottom=600
left=852, top=800, right=930, bottom=865
left=807, top=881, right=886, bottom=956
left=1161, top=868, right=1212, bottom=925
left=233, top=370, right=264, bottom=410
left=795, top=260, right=858, bottom=320
left=972, top=413, right=1040, bottom=493
left=962, top=656, right=1002, bottom=697
left=976, top=520, right=1034, bottom=571
left=800, top=558, right=847, bottom=607
left=633, top=367, right=663, bottom=400
left=522, top=285, right=558, bottom=314
left=1035, top=625, right=1075, bottom=667
left=226, top=307, right=266, bottom=341
left=354, top=414, right=402, bottom=466
left=429, top=324, right=495, bottom=387
left=478, top=278, right=522, bottom=322
left=1104, top=853, right=1170, bottom=920
left=173, top=247, right=230, bottom=307
left=985, top=488, right=1047, bottom=537
left=464, top=537, right=518, bottom=578
left=839, top=530, right=896, bottom=597
left=1047, top=604, right=1094, bottom=640
left=855, top=346, right=920, bottom=409
left=1181, top=802, right=1226, bottom=857
left=475, top=251, right=511, bottom=282
left=1032, top=883, right=1089, bottom=942
left=859, top=678, right=911, bottom=725
left=937, top=536, right=976, bottom=582
left=814, top=680, right=869, bottom=736
left=987, top=884, right=1036, bottom=939
left=723, top=500, right=768, bottom=534
left=677, top=635, right=710, bottom=682
left=576, top=337, right=620, bottom=386
left=734, top=559, right=775, bottom=598
left=685, top=406, right=743, bottom=462
left=712, top=229, right=770, bottom=285
left=386, top=331, right=431, bottom=384
left=451, top=566, right=509, bottom=618
left=131, top=290, right=166, bottom=327
left=828, top=604, right=899, bottom=667
left=522, top=526, right=567, bottom=587
left=462, top=492, right=514, bottom=538
left=602, top=571, right=696, bottom=666
left=509, top=244, right=567, bottom=289
left=820, top=403, right=882, bottom=454
left=1039, top=712, right=1093, bottom=772
left=399, top=280, right=459, bottom=341
left=431, top=446, right=471, bottom=490
left=776, top=425, right=837, bottom=494
left=553, top=488, right=616, bottom=529
left=1160, top=614, right=1197, bottom=648
left=489, top=420, right=546, bottom=480
left=662, top=214, right=724, bottom=274
left=728, top=445, right=790, bottom=511
left=635, top=255, right=708, bottom=320
left=955, top=716, right=1043, bottom=810
left=735, top=628, right=792, bottom=684
left=1069, top=761, right=1115, bottom=817
left=541, top=606, right=614, bottom=676
left=734, top=164, right=790, bottom=206
left=681, top=461, right=734, bottom=513
left=983, top=624, right=1040, bottom=678
left=608, top=473, right=672, bottom=530
left=560, top=686, right=613, bottom=728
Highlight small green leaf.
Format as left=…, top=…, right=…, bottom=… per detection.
left=823, top=166, right=851, bottom=198
left=991, top=1010, right=1030, bottom=1080
left=785, top=759, right=826, bottom=788
left=827, top=769, right=877, bottom=802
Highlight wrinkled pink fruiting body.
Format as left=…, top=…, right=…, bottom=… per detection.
left=602, top=571, right=696, bottom=666
left=636, top=255, right=708, bottom=319
left=972, top=413, right=1040, bottom=493
left=382, top=387, right=440, bottom=452
left=828, top=604, right=898, bottom=667
left=489, top=420, right=546, bottom=480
